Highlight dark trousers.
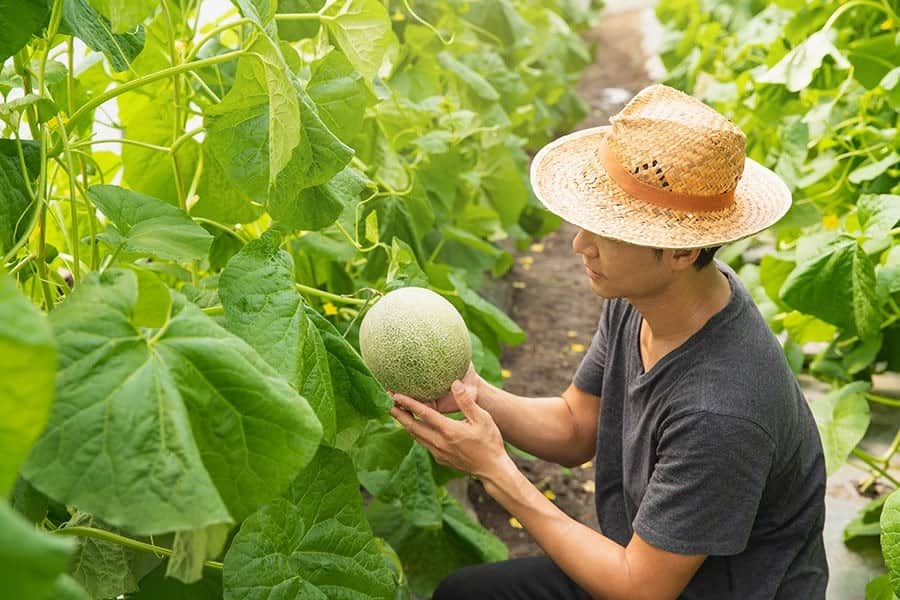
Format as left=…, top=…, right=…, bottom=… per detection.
left=432, top=556, right=593, bottom=600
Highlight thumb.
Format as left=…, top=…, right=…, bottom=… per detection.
left=452, top=380, right=485, bottom=422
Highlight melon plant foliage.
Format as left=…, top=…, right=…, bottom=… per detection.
left=655, top=0, right=900, bottom=595
left=0, top=0, right=601, bottom=597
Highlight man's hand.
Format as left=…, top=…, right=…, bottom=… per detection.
left=390, top=379, right=512, bottom=481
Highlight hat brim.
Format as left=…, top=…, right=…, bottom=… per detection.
left=529, top=126, right=792, bottom=249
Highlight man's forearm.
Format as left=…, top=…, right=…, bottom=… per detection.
left=483, top=456, right=633, bottom=600
left=476, top=380, right=588, bottom=466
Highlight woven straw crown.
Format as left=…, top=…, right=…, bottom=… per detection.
left=607, top=85, right=746, bottom=198
left=530, top=84, right=792, bottom=249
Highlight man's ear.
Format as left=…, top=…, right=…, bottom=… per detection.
left=671, top=248, right=701, bottom=270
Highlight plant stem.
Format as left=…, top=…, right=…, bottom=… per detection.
left=273, top=13, right=327, bottom=22
left=52, top=526, right=224, bottom=570
left=202, top=305, right=224, bottom=316
left=295, top=282, right=368, bottom=305
left=823, top=0, right=894, bottom=31
left=851, top=448, right=900, bottom=487
left=66, top=50, right=245, bottom=131
left=57, top=122, right=81, bottom=283
left=866, top=392, right=900, bottom=408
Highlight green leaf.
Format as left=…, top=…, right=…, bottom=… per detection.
left=756, top=30, right=850, bottom=92
left=61, top=0, right=145, bottom=72
left=858, top=195, right=900, bottom=239
left=437, top=52, right=500, bottom=101
left=866, top=574, right=900, bottom=600
left=51, top=574, right=91, bottom=600
left=219, top=230, right=336, bottom=443
left=192, top=144, right=264, bottom=225
left=351, top=421, right=442, bottom=529
left=205, top=35, right=301, bottom=203
left=0, top=1, right=50, bottom=63
left=781, top=241, right=881, bottom=339
left=307, top=49, right=377, bottom=145
left=130, top=562, right=223, bottom=599
left=322, top=0, right=394, bottom=83
left=67, top=511, right=140, bottom=598
left=0, top=501, right=80, bottom=600
left=165, top=523, right=230, bottom=584
left=810, top=381, right=871, bottom=476
left=386, top=238, right=430, bottom=291
left=269, top=163, right=364, bottom=232
left=479, top=145, right=528, bottom=228
left=128, top=266, right=171, bottom=329
left=87, top=185, right=213, bottom=262
left=23, top=269, right=322, bottom=534
left=0, top=273, right=56, bottom=497
left=11, top=477, right=48, bottom=523
left=0, top=138, right=41, bottom=256
left=881, top=488, right=900, bottom=597
left=448, top=271, right=525, bottom=345
left=277, top=0, right=325, bottom=41
left=223, top=447, right=397, bottom=599
left=849, top=153, right=900, bottom=185
left=304, top=306, right=393, bottom=418
left=367, top=492, right=507, bottom=597
left=88, top=0, right=157, bottom=33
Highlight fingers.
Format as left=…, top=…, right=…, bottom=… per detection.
left=390, top=404, right=443, bottom=448
left=390, top=392, right=445, bottom=428
left=451, top=380, right=487, bottom=422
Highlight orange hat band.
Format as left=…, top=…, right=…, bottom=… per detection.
left=597, top=138, right=736, bottom=213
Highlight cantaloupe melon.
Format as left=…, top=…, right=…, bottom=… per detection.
left=359, top=286, right=471, bottom=402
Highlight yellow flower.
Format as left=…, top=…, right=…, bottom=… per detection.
left=543, top=489, right=556, bottom=501
left=509, top=517, right=523, bottom=529
left=822, top=214, right=840, bottom=230
left=580, top=460, right=593, bottom=469
left=501, top=368, right=512, bottom=379
left=530, top=243, right=544, bottom=253
left=391, top=8, right=406, bottom=21
left=512, top=281, right=527, bottom=289
left=570, top=343, right=585, bottom=353
left=323, top=302, right=338, bottom=316
left=567, top=330, right=578, bottom=338
left=582, top=480, right=595, bottom=493
left=881, top=19, right=893, bottom=30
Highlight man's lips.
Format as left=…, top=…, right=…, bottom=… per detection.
left=584, top=264, right=601, bottom=280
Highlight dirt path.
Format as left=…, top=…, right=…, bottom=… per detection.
left=468, top=5, right=654, bottom=558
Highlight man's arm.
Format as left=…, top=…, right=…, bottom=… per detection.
left=477, top=380, right=600, bottom=468
left=484, top=455, right=706, bottom=600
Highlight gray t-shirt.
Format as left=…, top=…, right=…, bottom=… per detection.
left=574, top=262, right=828, bottom=599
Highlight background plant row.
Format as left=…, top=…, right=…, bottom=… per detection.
left=0, top=0, right=602, bottom=598
left=654, top=0, right=900, bottom=596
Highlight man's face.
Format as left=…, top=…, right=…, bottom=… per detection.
left=572, top=228, right=669, bottom=299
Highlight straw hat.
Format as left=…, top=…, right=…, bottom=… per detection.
left=529, top=84, right=791, bottom=249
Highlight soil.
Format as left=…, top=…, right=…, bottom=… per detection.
left=467, top=7, right=654, bottom=558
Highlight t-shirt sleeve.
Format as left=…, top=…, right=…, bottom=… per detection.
left=573, top=301, right=609, bottom=396
left=632, top=410, right=774, bottom=556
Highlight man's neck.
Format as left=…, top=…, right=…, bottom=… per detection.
left=630, top=265, right=732, bottom=345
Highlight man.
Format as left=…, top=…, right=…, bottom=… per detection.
left=389, top=84, right=828, bottom=599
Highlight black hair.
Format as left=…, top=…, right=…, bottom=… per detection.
left=653, top=246, right=721, bottom=270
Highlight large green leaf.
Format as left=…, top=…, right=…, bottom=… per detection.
left=881, top=488, right=900, bottom=597
left=61, top=0, right=145, bottom=72
left=307, top=49, right=376, bottom=145
left=0, top=0, right=50, bottom=63
left=351, top=421, right=443, bottom=529
left=810, top=381, right=871, bottom=476
left=756, top=30, right=850, bottom=92
left=0, top=501, right=83, bottom=600
left=448, top=271, right=525, bottom=345
left=269, top=165, right=367, bottom=232
left=858, top=195, right=900, bottom=240
left=223, top=446, right=396, bottom=599
left=781, top=240, right=881, bottom=339
left=87, top=185, right=213, bottom=262
left=321, top=0, right=394, bottom=83
left=304, top=306, right=393, bottom=418
left=276, top=0, right=325, bottom=41
left=191, top=144, right=264, bottom=225
left=0, top=273, right=56, bottom=497
left=219, top=231, right=336, bottom=443
left=0, top=139, right=41, bottom=256
left=205, top=35, right=300, bottom=203
left=367, top=492, right=507, bottom=597
left=23, top=269, right=322, bottom=534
